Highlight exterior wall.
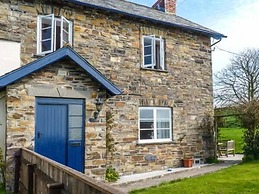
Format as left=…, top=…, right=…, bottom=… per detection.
left=0, top=94, right=6, bottom=158
left=5, top=60, right=107, bottom=190
left=1, top=0, right=214, bottom=185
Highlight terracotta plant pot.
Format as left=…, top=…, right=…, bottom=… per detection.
left=183, top=158, right=193, bottom=168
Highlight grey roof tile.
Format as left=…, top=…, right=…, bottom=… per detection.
left=67, top=0, right=226, bottom=39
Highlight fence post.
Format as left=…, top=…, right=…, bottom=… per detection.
left=14, top=149, right=22, bottom=194
left=27, top=164, right=35, bottom=194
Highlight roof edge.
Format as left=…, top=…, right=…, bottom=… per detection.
left=66, top=0, right=226, bottom=39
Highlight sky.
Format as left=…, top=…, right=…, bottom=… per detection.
left=127, top=0, right=259, bottom=74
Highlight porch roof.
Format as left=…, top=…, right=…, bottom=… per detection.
left=0, top=46, right=122, bottom=96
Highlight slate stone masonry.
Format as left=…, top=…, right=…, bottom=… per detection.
left=0, top=0, right=214, bottom=187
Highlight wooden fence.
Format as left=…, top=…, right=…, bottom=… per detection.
left=14, top=148, right=125, bottom=194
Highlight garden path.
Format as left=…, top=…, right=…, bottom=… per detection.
left=113, top=154, right=243, bottom=193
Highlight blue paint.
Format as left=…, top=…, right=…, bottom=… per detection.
left=35, top=97, right=85, bottom=172
left=0, top=46, right=122, bottom=96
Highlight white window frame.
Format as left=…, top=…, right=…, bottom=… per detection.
left=138, top=107, right=172, bottom=144
left=142, top=35, right=165, bottom=70
left=61, top=16, right=72, bottom=47
left=37, top=14, right=54, bottom=55
left=37, top=14, right=72, bottom=55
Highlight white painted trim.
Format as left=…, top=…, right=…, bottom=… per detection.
left=160, top=37, right=165, bottom=70
left=142, top=35, right=155, bottom=68
left=142, top=35, right=165, bottom=70
left=61, top=16, right=70, bottom=47
left=37, top=14, right=72, bottom=55
left=138, top=107, right=172, bottom=144
left=0, top=97, right=6, bottom=158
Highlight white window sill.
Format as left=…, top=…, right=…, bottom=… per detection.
left=137, top=140, right=174, bottom=145
left=32, top=53, right=46, bottom=58
left=141, top=67, right=168, bottom=73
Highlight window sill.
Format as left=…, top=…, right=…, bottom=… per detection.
left=141, top=67, right=168, bottom=73
left=136, top=140, right=175, bottom=146
left=32, top=53, right=46, bottom=58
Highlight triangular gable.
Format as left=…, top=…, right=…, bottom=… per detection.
left=0, top=46, right=122, bottom=96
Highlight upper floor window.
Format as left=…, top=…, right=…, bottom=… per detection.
left=142, top=35, right=165, bottom=70
left=139, top=107, right=172, bottom=143
left=37, top=14, right=72, bottom=55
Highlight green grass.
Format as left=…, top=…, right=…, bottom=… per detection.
left=0, top=184, right=4, bottom=194
left=131, top=161, right=259, bottom=194
left=219, top=127, right=244, bottom=154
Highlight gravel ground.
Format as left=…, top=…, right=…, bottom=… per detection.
left=114, top=155, right=243, bottom=193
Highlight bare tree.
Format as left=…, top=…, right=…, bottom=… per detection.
left=215, top=48, right=259, bottom=161
left=215, top=48, right=259, bottom=106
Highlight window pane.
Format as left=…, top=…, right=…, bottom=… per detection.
left=144, top=56, right=152, bottom=65
left=140, top=109, right=153, bottom=119
left=42, top=18, right=52, bottom=28
left=69, top=104, right=83, bottom=116
left=144, top=46, right=152, bottom=55
left=140, top=121, right=154, bottom=129
left=41, top=40, right=51, bottom=52
left=69, top=128, right=82, bottom=140
left=69, top=117, right=83, bottom=128
left=63, top=31, right=69, bottom=44
left=55, top=21, right=61, bottom=50
left=63, top=21, right=69, bottom=33
left=155, top=41, right=161, bottom=69
left=144, top=38, right=152, bottom=46
left=140, top=130, right=154, bottom=140
left=157, top=109, right=170, bottom=118
left=42, top=28, right=52, bottom=40
left=157, top=121, right=170, bottom=128
left=157, top=129, right=170, bottom=139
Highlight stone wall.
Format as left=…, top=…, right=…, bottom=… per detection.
left=5, top=60, right=107, bottom=189
left=1, top=0, right=214, bottom=185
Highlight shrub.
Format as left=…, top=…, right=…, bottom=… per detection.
left=205, top=156, right=219, bottom=164
left=105, top=167, right=119, bottom=182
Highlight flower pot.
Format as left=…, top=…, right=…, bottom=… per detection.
left=183, top=158, right=193, bottom=168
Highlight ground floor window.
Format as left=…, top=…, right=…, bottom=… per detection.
left=139, top=107, right=172, bottom=143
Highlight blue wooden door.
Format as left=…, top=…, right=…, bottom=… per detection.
left=35, top=98, right=85, bottom=172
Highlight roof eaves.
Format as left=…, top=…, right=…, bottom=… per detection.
left=66, top=0, right=226, bottom=40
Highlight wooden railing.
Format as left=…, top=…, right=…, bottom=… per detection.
left=14, top=148, right=125, bottom=194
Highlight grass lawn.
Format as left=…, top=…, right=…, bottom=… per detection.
left=219, top=127, right=244, bottom=154
left=0, top=184, right=4, bottom=194
left=131, top=161, right=259, bottom=194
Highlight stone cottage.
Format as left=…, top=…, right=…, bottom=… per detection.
left=0, top=0, right=225, bottom=190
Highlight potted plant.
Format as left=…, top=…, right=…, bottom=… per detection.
left=183, top=154, right=193, bottom=168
